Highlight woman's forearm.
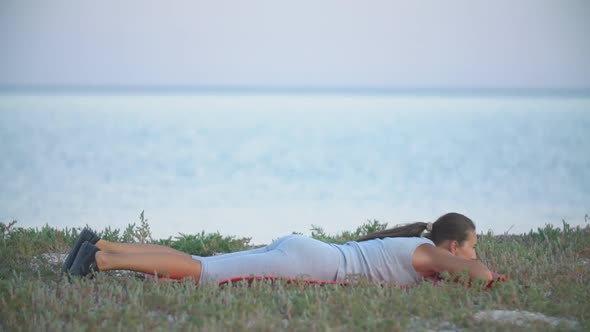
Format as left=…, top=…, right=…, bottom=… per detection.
left=421, top=246, right=494, bottom=281
left=464, top=259, right=493, bottom=281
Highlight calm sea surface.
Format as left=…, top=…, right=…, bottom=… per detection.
left=0, top=93, right=589, bottom=243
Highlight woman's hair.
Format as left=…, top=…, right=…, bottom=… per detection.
left=356, top=212, right=475, bottom=245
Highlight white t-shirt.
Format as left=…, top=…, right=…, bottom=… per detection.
left=331, top=237, right=435, bottom=285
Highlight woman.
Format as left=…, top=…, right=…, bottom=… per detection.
left=63, top=212, right=496, bottom=286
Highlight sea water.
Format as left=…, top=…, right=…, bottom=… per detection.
left=0, top=93, right=588, bottom=243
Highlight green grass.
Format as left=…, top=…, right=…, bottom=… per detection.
left=0, top=214, right=589, bottom=331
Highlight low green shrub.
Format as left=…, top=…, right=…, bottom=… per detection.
left=1, top=212, right=588, bottom=331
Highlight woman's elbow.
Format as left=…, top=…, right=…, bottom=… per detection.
left=481, top=268, right=494, bottom=281
left=471, top=261, right=494, bottom=281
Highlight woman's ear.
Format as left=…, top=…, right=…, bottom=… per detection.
left=449, top=240, right=458, bottom=255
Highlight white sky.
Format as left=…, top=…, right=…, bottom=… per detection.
left=0, top=0, right=589, bottom=89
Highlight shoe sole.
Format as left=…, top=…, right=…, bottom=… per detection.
left=62, top=229, right=99, bottom=273
left=69, top=241, right=100, bottom=277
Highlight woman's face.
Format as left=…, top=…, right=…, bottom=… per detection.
left=454, top=230, right=478, bottom=260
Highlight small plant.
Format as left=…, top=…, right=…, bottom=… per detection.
left=122, top=223, right=137, bottom=243
left=118, top=210, right=154, bottom=243
left=0, top=219, right=17, bottom=240
left=98, top=226, right=121, bottom=242
left=136, top=210, right=153, bottom=244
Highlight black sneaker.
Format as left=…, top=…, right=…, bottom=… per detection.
left=69, top=241, right=101, bottom=277
left=62, top=229, right=100, bottom=273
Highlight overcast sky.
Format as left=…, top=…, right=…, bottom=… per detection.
left=1, top=0, right=589, bottom=90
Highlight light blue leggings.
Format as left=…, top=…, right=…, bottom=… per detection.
left=193, top=234, right=342, bottom=284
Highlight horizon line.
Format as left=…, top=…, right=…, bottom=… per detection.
left=1, top=84, right=590, bottom=98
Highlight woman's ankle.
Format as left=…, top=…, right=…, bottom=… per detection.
left=95, top=251, right=108, bottom=271
left=95, top=239, right=111, bottom=252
